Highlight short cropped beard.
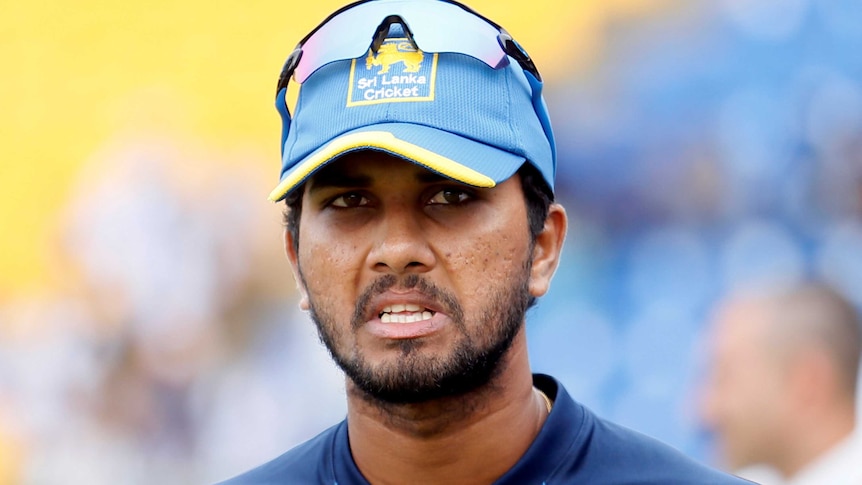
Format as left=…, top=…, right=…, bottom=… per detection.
left=305, top=270, right=533, bottom=405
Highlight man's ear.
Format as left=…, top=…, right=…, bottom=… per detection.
left=284, top=228, right=310, bottom=311
left=529, top=203, right=567, bottom=298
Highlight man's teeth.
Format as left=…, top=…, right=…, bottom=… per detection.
left=379, top=304, right=434, bottom=323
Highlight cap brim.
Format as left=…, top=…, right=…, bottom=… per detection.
left=268, top=123, right=527, bottom=201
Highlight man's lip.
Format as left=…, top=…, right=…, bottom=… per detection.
left=365, top=291, right=447, bottom=322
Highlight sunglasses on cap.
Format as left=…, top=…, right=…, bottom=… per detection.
left=275, top=0, right=543, bottom=98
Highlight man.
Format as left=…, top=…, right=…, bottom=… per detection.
left=222, top=0, right=749, bottom=482
left=701, top=282, right=862, bottom=485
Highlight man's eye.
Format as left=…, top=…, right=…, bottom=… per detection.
left=428, top=188, right=471, bottom=205
left=330, top=193, right=370, bottom=208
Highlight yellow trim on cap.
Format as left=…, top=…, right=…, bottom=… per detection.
left=268, top=131, right=497, bottom=201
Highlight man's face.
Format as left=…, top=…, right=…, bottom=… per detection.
left=287, top=152, right=541, bottom=404
left=700, top=300, right=789, bottom=470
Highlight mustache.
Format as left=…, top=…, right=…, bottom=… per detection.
left=351, top=274, right=464, bottom=329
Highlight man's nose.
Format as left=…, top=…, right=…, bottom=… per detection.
left=366, top=206, right=436, bottom=275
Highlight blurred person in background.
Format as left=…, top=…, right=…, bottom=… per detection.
left=221, top=0, right=750, bottom=483
left=701, top=282, right=862, bottom=485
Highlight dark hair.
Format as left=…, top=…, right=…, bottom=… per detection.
left=283, top=162, right=553, bottom=255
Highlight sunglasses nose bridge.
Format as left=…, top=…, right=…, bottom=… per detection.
left=370, top=15, right=419, bottom=54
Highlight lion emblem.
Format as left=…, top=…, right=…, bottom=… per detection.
left=366, top=42, right=424, bottom=73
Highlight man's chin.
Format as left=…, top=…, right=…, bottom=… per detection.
left=340, top=356, right=486, bottom=404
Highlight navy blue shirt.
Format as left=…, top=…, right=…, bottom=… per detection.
left=220, top=374, right=750, bottom=484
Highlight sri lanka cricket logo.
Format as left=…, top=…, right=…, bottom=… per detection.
left=347, top=37, right=438, bottom=107
left=366, top=42, right=424, bottom=73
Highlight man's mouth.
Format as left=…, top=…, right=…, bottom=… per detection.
left=378, top=303, right=436, bottom=323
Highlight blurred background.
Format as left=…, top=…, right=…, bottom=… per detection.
left=1, top=0, right=861, bottom=483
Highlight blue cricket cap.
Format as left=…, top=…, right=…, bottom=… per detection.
left=268, top=0, right=555, bottom=202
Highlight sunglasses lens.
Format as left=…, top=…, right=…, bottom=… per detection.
left=293, top=0, right=509, bottom=83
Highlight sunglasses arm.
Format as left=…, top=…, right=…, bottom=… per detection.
left=524, top=70, right=555, bottom=168
left=275, top=87, right=292, bottom=159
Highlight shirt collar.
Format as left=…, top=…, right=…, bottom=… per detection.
left=789, top=429, right=862, bottom=485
